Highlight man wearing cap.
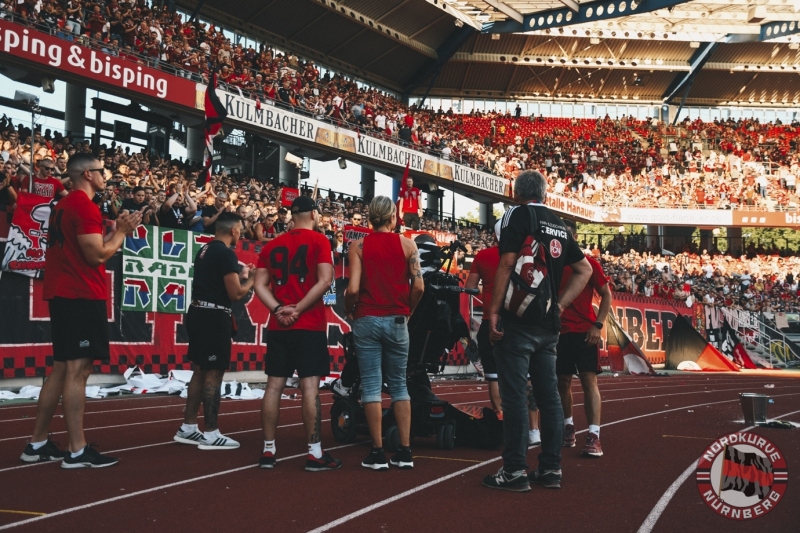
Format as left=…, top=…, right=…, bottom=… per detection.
left=254, top=196, right=341, bottom=471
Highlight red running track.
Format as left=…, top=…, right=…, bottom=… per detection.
left=0, top=373, right=798, bottom=532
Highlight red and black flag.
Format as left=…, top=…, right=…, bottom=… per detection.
left=665, top=314, right=739, bottom=371
left=720, top=318, right=758, bottom=369
left=198, top=72, right=227, bottom=188
left=605, top=312, right=655, bottom=375
left=720, top=445, right=773, bottom=500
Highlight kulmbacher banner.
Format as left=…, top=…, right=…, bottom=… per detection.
left=121, top=225, right=213, bottom=313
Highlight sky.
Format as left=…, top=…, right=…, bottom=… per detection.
left=4, top=78, right=482, bottom=219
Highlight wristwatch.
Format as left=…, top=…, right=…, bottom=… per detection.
left=593, top=321, right=604, bottom=330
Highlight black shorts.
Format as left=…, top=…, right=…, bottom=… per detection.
left=49, top=298, right=109, bottom=362
left=477, top=320, right=497, bottom=381
left=265, top=330, right=329, bottom=378
left=556, top=331, right=602, bottom=376
left=186, top=306, right=232, bottom=371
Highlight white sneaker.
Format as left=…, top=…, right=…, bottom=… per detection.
left=528, top=429, right=541, bottom=446
left=198, top=432, right=240, bottom=450
left=174, top=428, right=205, bottom=446
left=331, top=378, right=351, bottom=397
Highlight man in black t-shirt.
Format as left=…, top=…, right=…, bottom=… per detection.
left=120, top=186, right=155, bottom=225
left=482, top=170, right=592, bottom=493
left=159, top=183, right=197, bottom=229
left=174, top=212, right=255, bottom=451
left=202, top=192, right=228, bottom=234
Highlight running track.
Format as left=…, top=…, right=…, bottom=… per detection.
left=0, top=373, right=798, bottom=532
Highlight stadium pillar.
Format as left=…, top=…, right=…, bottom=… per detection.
left=186, top=126, right=205, bottom=166
left=64, top=83, right=86, bottom=142
left=360, top=166, right=375, bottom=200
left=479, top=202, right=495, bottom=228
left=646, top=225, right=660, bottom=250
left=392, top=177, right=401, bottom=204
left=427, top=192, right=439, bottom=220
left=278, top=146, right=298, bottom=187
left=727, top=227, right=743, bottom=255
left=699, top=229, right=713, bottom=253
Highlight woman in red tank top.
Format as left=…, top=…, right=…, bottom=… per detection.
left=345, top=196, right=425, bottom=470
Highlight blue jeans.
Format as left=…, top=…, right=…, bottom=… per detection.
left=353, top=315, right=410, bottom=404
left=494, top=321, right=563, bottom=473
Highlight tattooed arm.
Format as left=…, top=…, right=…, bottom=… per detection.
left=402, top=236, right=425, bottom=315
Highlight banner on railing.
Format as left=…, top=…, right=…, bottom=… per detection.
left=120, top=226, right=215, bottom=313
left=1, top=232, right=473, bottom=378
left=1, top=192, right=54, bottom=278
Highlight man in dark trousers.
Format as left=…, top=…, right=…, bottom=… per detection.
left=557, top=219, right=611, bottom=458
left=174, top=212, right=254, bottom=450
left=21, top=153, right=141, bottom=468
left=483, top=170, right=592, bottom=492
left=255, top=195, right=341, bottom=471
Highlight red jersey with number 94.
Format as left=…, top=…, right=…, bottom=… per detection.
left=257, top=228, right=333, bottom=331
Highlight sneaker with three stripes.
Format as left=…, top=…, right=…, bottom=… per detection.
left=198, top=431, right=240, bottom=450
left=174, top=428, right=205, bottom=446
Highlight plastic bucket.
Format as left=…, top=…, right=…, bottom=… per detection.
left=740, top=393, right=769, bottom=424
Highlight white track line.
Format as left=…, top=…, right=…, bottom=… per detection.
left=0, top=418, right=324, bottom=474
left=0, top=440, right=362, bottom=532
left=4, top=392, right=797, bottom=532
left=0, top=379, right=765, bottom=424
left=306, top=392, right=800, bottom=533
left=450, top=384, right=800, bottom=409
left=0, top=402, right=332, bottom=443
left=636, top=407, right=800, bottom=533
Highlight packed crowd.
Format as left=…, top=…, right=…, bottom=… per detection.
left=596, top=248, right=800, bottom=313
left=5, top=0, right=800, bottom=213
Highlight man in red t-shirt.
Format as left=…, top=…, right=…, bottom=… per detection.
left=398, top=176, right=422, bottom=230
left=556, top=219, right=612, bottom=458
left=466, top=223, right=501, bottom=411
left=19, top=158, right=67, bottom=199
left=254, top=195, right=341, bottom=471
left=21, top=153, right=141, bottom=468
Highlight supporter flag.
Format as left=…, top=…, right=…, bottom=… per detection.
left=605, top=313, right=655, bottom=375
left=720, top=318, right=758, bottom=369
left=1, top=192, right=55, bottom=278
left=199, top=72, right=227, bottom=188
left=720, top=445, right=773, bottom=500
left=343, top=224, right=371, bottom=243
left=664, top=314, right=739, bottom=371
left=280, top=187, right=300, bottom=207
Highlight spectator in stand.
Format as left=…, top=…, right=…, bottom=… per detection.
left=19, top=158, right=67, bottom=199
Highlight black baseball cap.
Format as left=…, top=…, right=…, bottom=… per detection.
left=291, top=195, right=318, bottom=214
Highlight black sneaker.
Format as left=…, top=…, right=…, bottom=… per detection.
left=61, top=445, right=119, bottom=469
left=361, top=449, right=389, bottom=471
left=20, top=438, right=66, bottom=463
left=259, top=451, right=276, bottom=469
left=305, top=451, right=342, bottom=472
left=529, top=469, right=562, bottom=489
left=482, top=468, right=531, bottom=492
left=389, top=447, right=414, bottom=469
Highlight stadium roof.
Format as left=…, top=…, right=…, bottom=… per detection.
left=183, top=0, right=800, bottom=105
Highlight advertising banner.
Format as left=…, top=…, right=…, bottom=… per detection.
left=0, top=192, right=54, bottom=278
left=732, top=210, right=800, bottom=229
left=280, top=187, right=300, bottom=207
left=0, top=19, right=197, bottom=107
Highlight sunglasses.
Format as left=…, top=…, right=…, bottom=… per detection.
left=39, top=166, right=55, bottom=172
